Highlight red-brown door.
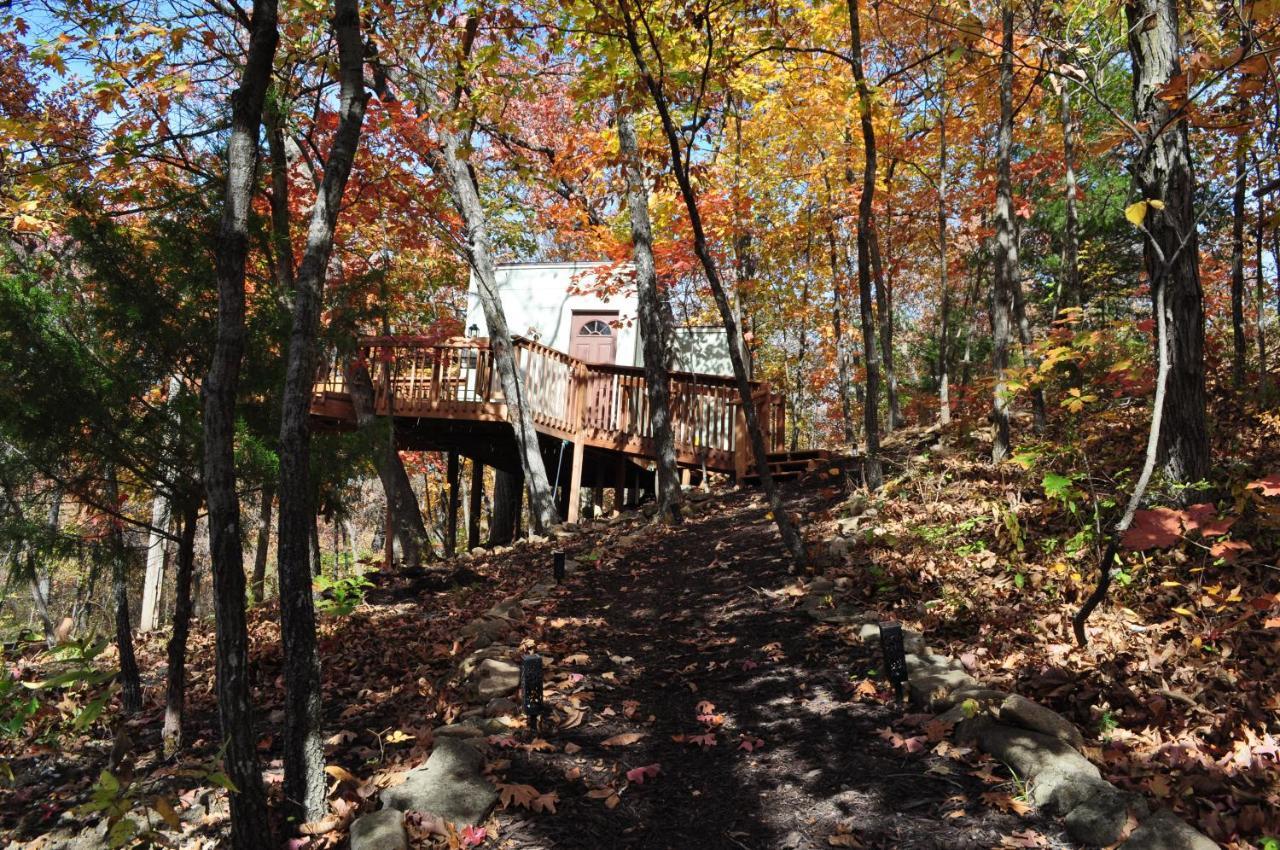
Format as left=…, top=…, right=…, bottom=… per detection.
left=570, top=312, right=618, bottom=364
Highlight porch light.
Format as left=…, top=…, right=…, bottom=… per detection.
left=467, top=323, right=479, bottom=338
left=520, top=655, right=544, bottom=727
left=878, top=621, right=908, bottom=702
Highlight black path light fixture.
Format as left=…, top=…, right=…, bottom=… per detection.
left=520, top=654, right=544, bottom=729
left=553, top=550, right=566, bottom=583
left=878, top=621, right=909, bottom=702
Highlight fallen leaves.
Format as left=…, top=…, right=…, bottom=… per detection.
left=495, top=782, right=558, bottom=814
left=600, top=732, right=645, bottom=747
left=625, top=763, right=660, bottom=784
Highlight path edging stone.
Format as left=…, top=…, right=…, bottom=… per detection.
left=806, top=580, right=1216, bottom=849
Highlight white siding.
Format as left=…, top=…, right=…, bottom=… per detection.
left=465, top=262, right=733, bottom=377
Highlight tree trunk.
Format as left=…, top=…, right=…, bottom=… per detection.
left=276, top=0, right=368, bottom=817
left=139, top=491, right=169, bottom=633
left=251, top=484, right=273, bottom=603
left=618, top=4, right=806, bottom=562
left=438, top=137, right=558, bottom=532
left=1126, top=0, right=1209, bottom=486
left=346, top=363, right=433, bottom=563
left=163, top=502, right=198, bottom=755
left=445, top=452, right=460, bottom=555
left=991, top=4, right=1018, bottom=464
left=202, top=0, right=278, bottom=841
left=489, top=468, right=522, bottom=546
left=467, top=460, right=483, bottom=550
left=847, top=0, right=884, bottom=488
left=1012, top=266, right=1047, bottom=432
left=27, top=486, right=61, bottom=647
left=618, top=106, right=682, bottom=524
left=104, top=468, right=142, bottom=715
left=936, top=105, right=951, bottom=425
left=827, top=221, right=858, bottom=443
left=1231, top=145, right=1248, bottom=389
left=871, top=161, right=902, bottom=432
left=1058, top=73, right=1082, bottom=313
left=1256, top=158, right=1269, bottom=398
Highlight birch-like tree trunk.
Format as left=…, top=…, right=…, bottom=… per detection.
left=162, top=502, right=198, bottom=754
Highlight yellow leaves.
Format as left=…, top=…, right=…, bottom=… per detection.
left=12, top=214, right=46, bottom=234
left=1125, top=199, right=1166, bottom=227
left=1059, top=387, right=1097, bottom=414
left=1171, top=606, right=1195, bottom=617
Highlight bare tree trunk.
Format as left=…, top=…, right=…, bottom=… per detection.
left=618, top=105, right=682, bottom=523
left=1013, top=268, right=1047, bottom=432
left=827, top=222, right=858, bottom=442
left=139, top=491, right=169, bottom=632
left=1256, top=158, right=1269, bottom=398
left=251, top=484, right=273, bottom=603
left=104, top=468, right=141, bottom=715
left=847, top=0, right=884, bottom=488
left=618, top=2, right=805, bottom=562
left=163, top=502, right=198, bottom=755
left=1231, top=145, right=1248, bottom=389
left=936, top=105, right=951, bottom=425
left=467, top=460, right=483, bottom=549
left=202, top=0, right=279, bottom=841
left=346, top=364, right=433, bottom=563
left=274, top=0, right=369, bottom=822
left=445, top=452, right=460, bottom=554
left=871, top=161, right=902, bottom=432
left=1058, top=73, right=1082, bottom=313
left=488, top=469, right=521, bottom=546
left=1126, top=0, right=1209, bottom=486
left=991, top=4, right=1018, bottom=464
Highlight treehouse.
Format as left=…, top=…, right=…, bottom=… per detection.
left=310, top=262, right=825, bottom=526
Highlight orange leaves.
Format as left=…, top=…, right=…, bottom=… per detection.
left=1246, top=474, right=1280, bottom=497
left=495, top=782, right=558, bottom=814
left=981, top=791, right=1033, bottom=817
left=600, top=731, right=645, bottom=747
left=1121, top=503, right=1245, bottom=559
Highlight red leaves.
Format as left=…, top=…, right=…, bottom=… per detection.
left=1121, top=503, right=1240, bottom=552
left=1121, top=507, right=1183, bottom=550
left=1246, top=473, right=1280, bottom=496
left=625, top=763, right=660, bottom=784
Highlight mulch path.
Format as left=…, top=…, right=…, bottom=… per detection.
left=483, top=487, right=1070, bottom=850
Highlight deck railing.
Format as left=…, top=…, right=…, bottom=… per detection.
left=312, top=335, right=784, bottom=470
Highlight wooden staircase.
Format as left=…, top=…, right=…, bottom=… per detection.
left=745, top=449, right=836, bottom=484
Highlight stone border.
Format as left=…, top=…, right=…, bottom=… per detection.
left=801, top=584, right=1217, bottom=849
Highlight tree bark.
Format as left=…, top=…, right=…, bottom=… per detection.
left=871, top=161, right=902, bottom=432
left=1231, top=145, right=1248, bottom=389
left=618, top=1, right=805, bottom=562
left=1255, top=157, right=1269, bottom=398
left=346, top=363, right=433, bottom=563
left=489, top=468, right=522, bottom=546
left=847, top=0, right=884, bottom=488
left=251, top=484, right=273, bottom=603
left=104, top=468, right=141, bottom=715
left=936, top=104, right=951, bottom=425
left=827, top=221, right=858, bottom=443
left=445, top=452, right=460, bottom=554
left=274, top=0, right=369, bottom=822
left=1058, top=73, right=1082, bottom=313
left=1126, top=0, right=1209, bottom=486
left=162, top=502, right=198, bottom=755
left=139, top=490, right=169, bottom=632
left=991, top=4, right=1018, bottom=464
left=202, top=0, right=278, bottom=841
left=467, top=460, right=483, bottom=549
left=618, top=106, right=683, bottom=524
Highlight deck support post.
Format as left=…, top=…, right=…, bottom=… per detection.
left=613, top=455, right=626, bottom=511
left=467, top=459, right=483, bottom=550
left=733, top=404, right=749, bottom=485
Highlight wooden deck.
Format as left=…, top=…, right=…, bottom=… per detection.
left=310, top=336, right=787, bottom=521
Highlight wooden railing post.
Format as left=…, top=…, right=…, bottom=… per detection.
left=733, top=400, right=748, bottom=484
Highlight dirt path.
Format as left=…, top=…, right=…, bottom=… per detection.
left=486, top=489, right=1070, bottom=849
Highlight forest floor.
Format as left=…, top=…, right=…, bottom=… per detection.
left=4, top=399, right=1280, bottom=849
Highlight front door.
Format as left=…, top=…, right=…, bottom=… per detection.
left=570, top=311, right=618, bottom=364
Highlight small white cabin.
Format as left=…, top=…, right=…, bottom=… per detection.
left=464, top=261, right=733, bottom=377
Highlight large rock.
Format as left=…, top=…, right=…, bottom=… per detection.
left=1119, top=810, right=1219, bottom=850
left=1063, top=782, right=1147, bottom=847
left=350, top=809, right=408, bottom=850
left=381, top=738, right=498, bottom=826
left=472, top=658, right=521, bottom=700
left=998, top=694, right=1085, bottom=751
left=907, top=667, right=979, bottom=710
left=959, top=718, right=1104, bottom=816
